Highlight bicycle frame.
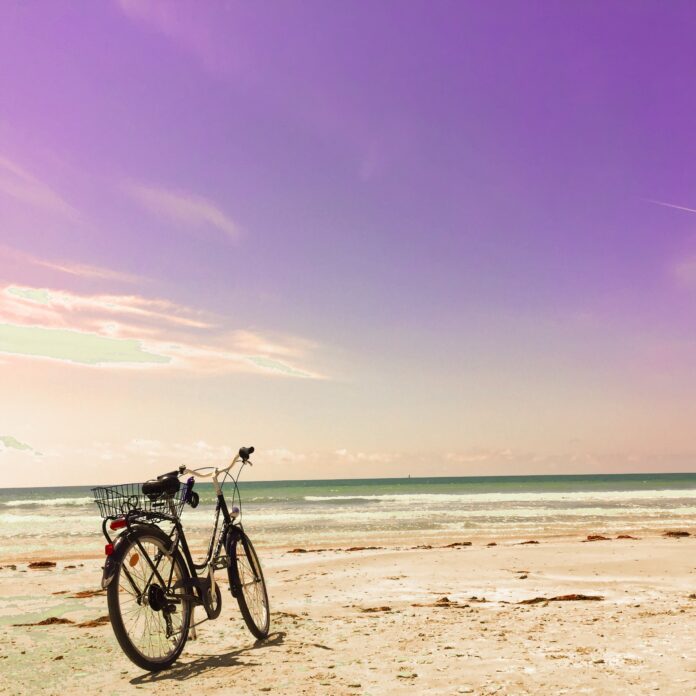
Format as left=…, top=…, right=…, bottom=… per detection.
left=100, top=454, right=250, bottom=619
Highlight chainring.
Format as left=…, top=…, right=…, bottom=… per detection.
left=203, top=578, right=223, bottom=619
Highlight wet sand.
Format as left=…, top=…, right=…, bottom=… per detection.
left=1, top=534, right=696, bottom=695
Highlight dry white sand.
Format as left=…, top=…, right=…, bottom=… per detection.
left=2, top=534, right=696, bottom=695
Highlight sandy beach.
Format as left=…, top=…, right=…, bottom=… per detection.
left=4, top=2, right=696, bottom=694
left=2, top=532, right=696, bottom=695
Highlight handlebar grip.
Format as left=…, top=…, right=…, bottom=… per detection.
left=239, top=445, right=255, bottom=461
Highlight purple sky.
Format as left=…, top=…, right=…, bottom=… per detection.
left=1, top=1, right=695, bottom=484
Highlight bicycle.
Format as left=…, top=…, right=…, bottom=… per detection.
left=92, top=445, right=270, bottom=671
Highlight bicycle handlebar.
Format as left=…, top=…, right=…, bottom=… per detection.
left=178, top=446, right=254, bottom=492
left=179, top=457, right=237, bottom=479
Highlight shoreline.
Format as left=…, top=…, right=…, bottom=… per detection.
left=3, top=524, right=696, bottom=564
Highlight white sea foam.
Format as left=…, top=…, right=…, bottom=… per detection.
left=178, top=505, right=696, bottom=529
left=303, top=489, right=696, bottom=504
left=3, top=496, right=93, bottom=508
left=2, top=481, right=695, bottom=549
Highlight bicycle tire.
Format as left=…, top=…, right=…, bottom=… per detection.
left=228, top=531, right=270, bottom=639
left=107, top=525, right=192, bottom=671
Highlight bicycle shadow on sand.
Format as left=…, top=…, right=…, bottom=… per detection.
left=129, top=631, right=286, bottom=684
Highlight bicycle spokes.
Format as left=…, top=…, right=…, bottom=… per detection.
left=236, top=542, right=268, bottom=630
left=117, top=538, right=186, bottom=660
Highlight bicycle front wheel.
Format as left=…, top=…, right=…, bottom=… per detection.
left=107, top=526, right=192, bottom=671
left=228, top=531, right=270, bottom=639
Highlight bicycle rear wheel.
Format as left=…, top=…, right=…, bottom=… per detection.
left=228, top=531, right=270, bottom=639
left=107, top=526, right=192, bottom=671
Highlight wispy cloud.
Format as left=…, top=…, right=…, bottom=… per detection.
left=232, top=330, right=319, bottom=360
left=0, top=155, right=77, bottom=218
left=125, top=438, right=234, bottom=463
left=116, top=0, right=171, bottom=30
left=333, top=448, right=402, bottom=465
left=0, top=323, right=170, bottom=366
left=444, top=448, right=517, bottom=464
left=0, top=283, right=324, bottom=377
left=3, top=285, right=212, bottom=330
left=125, top=182, right=239, bottom=239
left=116, top=0, right=228, bottom=76
left=672, top=256, right=696, bottom=287
left=116, top=444, right=402, bottom=475
left=33, top=258, right=141, bottom=283
left=647, top=199, right=696, bottom=214
left=0, top=435, right=42, bottom=456
left=0, top=245, right=141, bottom=284
left=145, top=335, right=322, bottom=378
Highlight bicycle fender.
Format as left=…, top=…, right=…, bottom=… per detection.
left=225, top=526, right=244, bottom=596
left=226, top=525, right=243, bottom=546
left=100, top=525, right=151, bottom=589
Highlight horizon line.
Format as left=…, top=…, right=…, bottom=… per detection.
left=2, top=470, right=695, bottom=491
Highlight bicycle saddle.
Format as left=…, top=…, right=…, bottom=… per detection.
left=142, top=472, right=181, bottom=500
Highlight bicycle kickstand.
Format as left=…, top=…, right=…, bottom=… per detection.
left=189, top=607, right=197, bottom=641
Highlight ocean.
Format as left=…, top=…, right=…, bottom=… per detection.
left=1, top=473, right=696, bottom=560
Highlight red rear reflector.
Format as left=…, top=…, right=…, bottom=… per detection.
left=110, top=518, right=126, bottom=530
left=105, top=543, right=114, bottom=556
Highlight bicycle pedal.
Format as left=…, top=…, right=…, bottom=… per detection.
left=212, top=556, right=230, bottom=570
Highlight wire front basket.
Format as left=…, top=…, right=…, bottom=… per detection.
left=92, top=482, right=186, bottom=519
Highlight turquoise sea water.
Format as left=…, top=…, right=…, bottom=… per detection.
left=1, top=473, right=695, bottom=558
